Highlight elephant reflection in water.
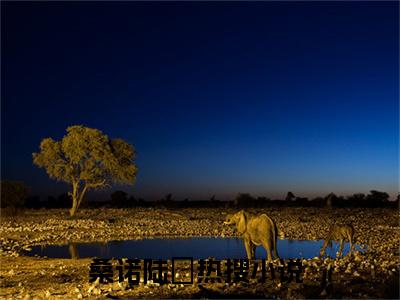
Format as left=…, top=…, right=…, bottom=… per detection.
left=69, top=243, right=80, bottom=259
left=223, top=210, right=279, bottom=262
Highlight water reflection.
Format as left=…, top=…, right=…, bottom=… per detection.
left=68, top=243, right=79, bottom=259
left=28, top=237, right=363, bottom=259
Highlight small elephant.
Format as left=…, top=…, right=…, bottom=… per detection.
left=223, top=210, right=279, bottom=261
left=319, top=224, right=354, bottom=258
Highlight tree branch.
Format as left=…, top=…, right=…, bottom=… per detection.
left=77, top=184, right=88, bottom=208
left=86, top=179, right=107, bottom=189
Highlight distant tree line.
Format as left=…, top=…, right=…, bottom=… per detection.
left=2, top=181, right=399, bottom=211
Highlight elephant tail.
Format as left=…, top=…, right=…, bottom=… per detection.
left=273, top=222, right=279, bottom=258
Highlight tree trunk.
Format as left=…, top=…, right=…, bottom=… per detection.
left=70, top=195, right=79, bottom=217
left=69, top=182, right=89, bottom=217
left=77, top=185, right=88, bottom=210
left=69, top=180, right=105, bottom=217
left=69, top=181, right=79, bottom=217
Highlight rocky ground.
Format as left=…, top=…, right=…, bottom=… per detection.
left=0, top=207, right=399, bottom=299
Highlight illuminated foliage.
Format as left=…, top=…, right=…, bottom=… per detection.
left=33, top=125, right=137, bottom=216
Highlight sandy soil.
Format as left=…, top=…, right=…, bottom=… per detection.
left=0, top=207, right=399, bottom=299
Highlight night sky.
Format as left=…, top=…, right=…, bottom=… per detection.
left=2, top=2, right=398, bottom=200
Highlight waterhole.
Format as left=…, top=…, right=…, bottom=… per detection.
left=26, top=237, right=363, bottom=259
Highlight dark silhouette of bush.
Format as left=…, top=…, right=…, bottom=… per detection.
left=1, top=181, right=29, bottom=210
left=232, top=193, right=273, bottom=208
left=25, top=195, right=42, bottom=209
left=127, top=196, right=139, bottom=207
left=256, top=196, right=272, bottom=208
left=344, top=193, right=366, bottom=207
left=46, top=196, right=57, bottom=208
left=56, top=193, right=72, bottom=208
left=110, top=190, right=128, bottom=207
left=309, top=197, right=324, bottom=207
left=136, top=198, right=146, bottom=207
left=155, top=193, right=175, bottom=207
left=365, top=190, right=389, bottom=207
left=295, top=197, right=309, bottom=206
left=285, top=191, right=295, bottom=202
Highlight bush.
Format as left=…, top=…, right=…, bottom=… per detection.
left=1, top=181, right=29, bottom=214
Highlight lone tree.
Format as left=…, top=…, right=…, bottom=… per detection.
left=33, top=125, right=137, bottom=216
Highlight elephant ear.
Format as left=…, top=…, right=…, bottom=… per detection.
left=237, top=210, right=247, bottom=234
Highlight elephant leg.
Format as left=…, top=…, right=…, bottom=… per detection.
left=243, top=237, right=252, bottom=260
left=273, top=240, right=279, bottom=259
left=319, top=247, right=325, bottom=258
left=262, top=240, right=273, bottom=262
left=348, top=237, right=353, bottom=256
left=338, top=239, right=344, bottom=258
left=251, top=244, right=257, bottom=260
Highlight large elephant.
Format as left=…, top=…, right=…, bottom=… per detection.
left=223, top=210, right=279, bottom=261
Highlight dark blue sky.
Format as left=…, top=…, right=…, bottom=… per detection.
left=2, top=2, right=398, bottom=200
